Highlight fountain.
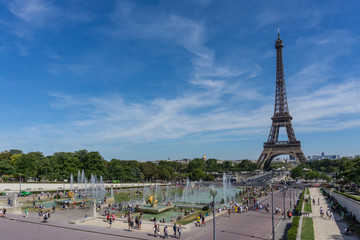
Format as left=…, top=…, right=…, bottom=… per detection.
left=70, top=173, right=73, bottom=192
left=137, top=192, right=172, bottom=214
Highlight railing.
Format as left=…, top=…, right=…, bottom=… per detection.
left=264, top=141, right=301, bottom=147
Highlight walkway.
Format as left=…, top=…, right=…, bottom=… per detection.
left=310, top=187, right=357, bottom=240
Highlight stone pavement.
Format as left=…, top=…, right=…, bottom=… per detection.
left=0, top=190, right=292, bottom=240
left=184, top=190, right=291, bottom=240
left=310, top=187, right=358, bottom=240
left=273, top=188, right=302, bottom=240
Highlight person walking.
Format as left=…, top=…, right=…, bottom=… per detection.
left=153, top=222, right=158, bottom=237
left=164, top=226, right=168, bottom=239
left=25, top=208, right=28, bottom=218
left=157, top=222, right=161, bottom=238
left=109, top=217, right=113, bottom=228
left=201, top=215, right=206, bottom=227
left=173, top=223, right=177, bottom=238
left=178, top=224, right=182, bottom=239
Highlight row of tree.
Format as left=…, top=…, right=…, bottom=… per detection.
left=290, top=157, right=360, bottom=184
left=0, top=149, right=257, bottom=182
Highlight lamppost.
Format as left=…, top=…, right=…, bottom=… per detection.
left=283, top=185, right=286, bottom=220
left=19, top=174, right=22, bottom=193
left=269, top=180, right=275, bottom=240
left=290, top=186, right=292, bottom=209
left=210, top=188, right=218, bottom=240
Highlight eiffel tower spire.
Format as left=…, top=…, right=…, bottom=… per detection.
left=257, top=30, right=307, bottom=170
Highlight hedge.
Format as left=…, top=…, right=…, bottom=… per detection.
left=323, top=187, right=360, bottom=202
left=295, top=189, right=305, bottom=214
left=287, top=216, right=300, bottom=240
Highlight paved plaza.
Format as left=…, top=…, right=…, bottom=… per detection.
left=0, top=191, right=290, bottom=240
left=1, top=188, right=358, bottom=240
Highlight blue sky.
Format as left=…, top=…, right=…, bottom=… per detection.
left=0, top=0, right=359, bottom=161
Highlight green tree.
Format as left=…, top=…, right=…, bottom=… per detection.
left=237, top=160, right=257, bottom=171
left=0, top=159, right=14, bottom=176
left=15, top=152, right=45, bottom=180
left=290, top=165, right=304, bottom=179
left=189, top=168, right=205, bottom=181
left=205, top=158, right=218, bottom=172
left=188, top=158, right=206, bottom=172
left=140, top=161, right=158, bottom=181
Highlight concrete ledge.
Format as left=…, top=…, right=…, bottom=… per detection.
left=68, top=216, right=98, bottom=224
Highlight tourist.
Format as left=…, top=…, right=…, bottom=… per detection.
left=135, top=216, right=139, bottom=228
left=107, top=212, right=110, bottom=222
left=25, top=208, right=28, bottom=218
left=201, top=215, right=205, bottom=227
left=178, top=224, right=182, bottom=239
left=164, top=226, right=168, bottom=239
left=157, top=222, right=161, bottom=237
left=3, top=208, right=6, bottom=217
left=109, top=217, right=113, bottom=228
left=196, top=215, right=201, bottom=226
left=153, top=222, right=157, bottom=237
left=228, top=209, right=231, bottom=216
left=139, top=217, right=142, bottom=230
left=173, top=223, right=177, bottom=238
left=130, top=217, right=134, bottom=232
left=43, top=213, right=48, bottom=223
left=112, top=212, right=115, bottom=222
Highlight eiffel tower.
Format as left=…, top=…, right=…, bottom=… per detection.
left=257, top=30, right=307, bottom=170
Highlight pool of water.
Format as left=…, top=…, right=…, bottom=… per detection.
left=134, top=210, right=181, bottom=222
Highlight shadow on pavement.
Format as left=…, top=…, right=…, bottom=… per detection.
left=220, top=230, right=267, bottom=240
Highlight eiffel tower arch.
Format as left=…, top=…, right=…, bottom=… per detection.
left=257, top=30, right=307, bottom=170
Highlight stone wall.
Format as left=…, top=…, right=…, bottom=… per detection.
left=322, top=188, right=360, bottom=221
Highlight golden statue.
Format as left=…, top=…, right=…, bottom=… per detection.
left=148, top=195, right=158, bottom=207
left=68, top=191, right=75, bottom=198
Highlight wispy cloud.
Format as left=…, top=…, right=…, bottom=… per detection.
left=106, top=2, right=254, bottom=90
left=41, top=75, right=360, bottom=146
left=291, top=79, right=360, bottom=131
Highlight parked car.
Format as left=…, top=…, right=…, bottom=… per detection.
left=19, top=190, right=31, bottom=196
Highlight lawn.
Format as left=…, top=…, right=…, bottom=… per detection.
left=304, top=201, right=312, bottom=213
left=301, top=217, right=314, bottom=240
left=176, top=209, right=210, bottom=225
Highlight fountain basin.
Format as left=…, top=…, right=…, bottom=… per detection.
left=137, top=204, right=173, bottom=214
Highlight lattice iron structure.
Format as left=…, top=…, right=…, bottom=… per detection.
left=257, top=31, right=307, bottom=170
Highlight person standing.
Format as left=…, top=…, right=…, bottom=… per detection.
left=201, top=215, right=206, bottom=227
left=25, top=208, right=28, bottom=218
left=178, top=224, right=182, bottom=239
left=197, top=215, right=200, bottom=226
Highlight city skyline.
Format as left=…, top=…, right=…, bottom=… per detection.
left=0, top=1, right=359, bottom=161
